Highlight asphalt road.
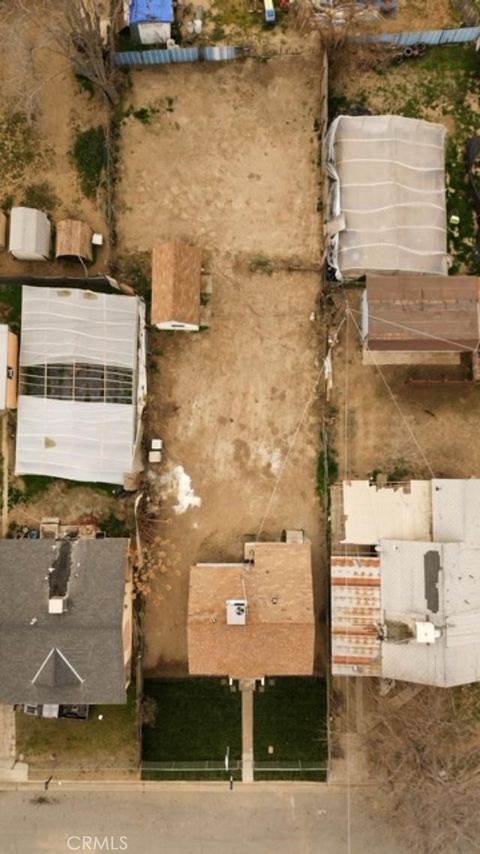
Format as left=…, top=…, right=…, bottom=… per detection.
left=0, top=785, right=406, bottom=854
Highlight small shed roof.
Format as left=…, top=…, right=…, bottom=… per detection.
left=55, top=219, right=93, bottom=263
left=365, top=275, right=480, bottom=352
left=9, top=207, right=51, bottom=261
left=130, top=0, right=174, bottom=24
left=188, top=542, right=315, bottom=678
left=151, top=241, right=202, bottom=327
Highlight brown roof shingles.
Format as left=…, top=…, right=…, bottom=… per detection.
left=151, top=241, right=201, bottom=327
left=187, top=542, right=315, bottom=678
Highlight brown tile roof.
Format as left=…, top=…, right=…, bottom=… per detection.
left=187, top=542, right=315, bottom=678
left=151, top=241, right=201, bottom=326
left=366, top=274, right=480, bottom=352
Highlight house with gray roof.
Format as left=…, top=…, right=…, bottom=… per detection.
left=0, top=538, right=132, bottom=705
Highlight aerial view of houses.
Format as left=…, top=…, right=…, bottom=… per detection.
left=0, top=0, right=479, bottom=853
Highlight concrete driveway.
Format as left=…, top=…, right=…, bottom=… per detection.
left=0, top=785, right=405, bottom=854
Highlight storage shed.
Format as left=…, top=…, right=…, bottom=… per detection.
left=9, top=207, right=51, bottom=261
left=326, top=115, right=448, bottom=279
left=55, top=219, right=93, bottom=263
left=151, top=241, right=202, bottom=331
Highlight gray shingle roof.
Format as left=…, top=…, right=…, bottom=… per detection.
left=0, top=538, right=130, bottom=704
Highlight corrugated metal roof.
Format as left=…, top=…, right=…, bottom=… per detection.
left=331, top=556, right=382, bottom=677
left=365, top=275, right=480, bottom=352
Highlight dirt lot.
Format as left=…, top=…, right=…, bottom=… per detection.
left=0, top=3, right=109, bottom=281
left=332, top=292, right=480, bottom=481
left=117, top=57, right=325, bottom=675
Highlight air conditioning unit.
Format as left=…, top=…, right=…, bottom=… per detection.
left=48, top=596, right=67, bottom=615
left=226, top=599, right=247, bottom=626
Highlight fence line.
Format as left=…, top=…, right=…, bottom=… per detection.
left=352, top=26, right=480, bottom=46
left=115, top=44, right=245, bottom=66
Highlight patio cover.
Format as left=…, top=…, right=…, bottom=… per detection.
left=15, top=287, right=145, bottom=485
left=326, top=115, right=448, bottom=279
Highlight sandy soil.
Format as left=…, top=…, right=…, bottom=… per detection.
left=117, top=56, right=325, bottom=675
left=0, top=3, right=109, bottom=278
left=117, top=58, right=321, bottom=261
left=333, top=292, right=480, bottom=481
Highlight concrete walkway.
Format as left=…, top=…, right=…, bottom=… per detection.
left=0, top=705, right=15, bottom=760
left=240, top=679, right=254, bottom=783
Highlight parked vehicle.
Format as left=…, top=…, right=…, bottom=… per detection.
left=264, top=0, right=276, bottom=24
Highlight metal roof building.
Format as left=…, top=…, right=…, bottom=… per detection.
left=326, top=116, right=448, bottom=279
left=331, top=479, right=480, bottom=686
left=362, top=275, right=480, bottom=363
left=15, top=286, right=146, bottom=486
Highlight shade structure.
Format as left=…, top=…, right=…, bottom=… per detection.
left=55, top=219, right=93, bottom=263
left=326, top=115, right=448, bottom=279
left=15, top=286, right=146, bottom=485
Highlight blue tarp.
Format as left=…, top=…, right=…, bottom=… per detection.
left=130, top=0, right=174, bottom=25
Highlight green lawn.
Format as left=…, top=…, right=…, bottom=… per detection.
left=254, top=677, right=328, bottom=780
left=142, top=678, right=242, bottom=780
left=16, top=684, right=139, bottom=777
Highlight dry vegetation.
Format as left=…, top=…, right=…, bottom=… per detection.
left=364, top=682, right=480, bottom=854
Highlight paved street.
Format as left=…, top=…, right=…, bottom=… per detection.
left=0, top=785, right=406, bottom=854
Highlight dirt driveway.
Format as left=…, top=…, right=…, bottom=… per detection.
left=333, top=292, right=480, bottom=482
left=117, top=56, right=325, bottom=675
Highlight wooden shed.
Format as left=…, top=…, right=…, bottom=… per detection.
left=151, top=241, right=202, bottom=331
left=0, top=325, right=18, bottom=410
left=55, top=219, right=93, bottom=263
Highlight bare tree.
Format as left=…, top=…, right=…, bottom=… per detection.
left=46, top=0, right=124, bottom=105
left=292, top=0, right=381, bottom=51
left=363, top=680, right=480, bottom=854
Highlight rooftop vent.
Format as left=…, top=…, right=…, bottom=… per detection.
left=226, top=599, right=247, bottom=626
left=415, top=621, right=440, bottom=644
left=49, top=596, right=67, bottom=615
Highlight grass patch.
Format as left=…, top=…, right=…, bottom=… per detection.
left=316, top=443, right=338, bottom=497
left=21, top=181, right=58, bottom=213
left=0, top=110, right=39, bottom=186
left=8, top=475, right=118, bottom=509
left=142, top=678, right=242, bottom=780
left=115, top=252, right=151, bottom=299
left=71, top=126, right=108, bottom=198
left=8, top=475, right=56, bottom=509
left=0, top=284, right=22, bottom=329
left=16, top=684, right=138, bottom=772
left=254, top=677, right=327, bottom=780
left=100, top=512, right=131, bottom=538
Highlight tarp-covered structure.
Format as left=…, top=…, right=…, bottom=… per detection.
left=326, top=115, right=448, bottom=279
left=15, top=286, right=146, bottom=485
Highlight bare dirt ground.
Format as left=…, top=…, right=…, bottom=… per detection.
left=333, top=290, right=480, bottom=488
left=117, top=56, right=325, bottom=675
left=0, top=3, right=109, bottom=279
left=117, top=59, right=321, bottom=260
